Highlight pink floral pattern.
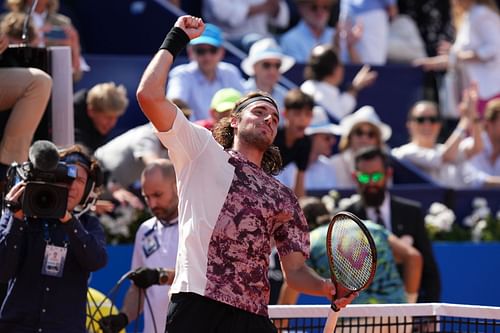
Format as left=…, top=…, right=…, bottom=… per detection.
left=204, top=151, right=309, bottom=316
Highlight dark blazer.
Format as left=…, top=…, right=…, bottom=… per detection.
left=344, top=195, right=441, bottom=302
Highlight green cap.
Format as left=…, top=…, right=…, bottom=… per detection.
left=210, top=88, right=242, bottom=113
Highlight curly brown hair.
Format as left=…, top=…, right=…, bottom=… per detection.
left=212, top=92, right=283, bottom=175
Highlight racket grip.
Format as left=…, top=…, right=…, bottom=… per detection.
left=331, top=296, right=340, bottom=312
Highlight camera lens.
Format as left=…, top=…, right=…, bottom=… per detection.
left=32, top=188, right=58, bottom=211
left=22, top=182, right=68, bottom=218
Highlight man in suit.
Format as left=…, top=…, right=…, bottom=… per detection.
left=344, top=146, right=441, bottom=302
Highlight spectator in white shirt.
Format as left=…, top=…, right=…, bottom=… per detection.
left=300, top=44, right=377, bottom=121
left=468, top=98, right=500, bottom=176
left=392, top=96, right=500, bottom=188
left=203, top=0, right=290, bottom=50
left=277, top=106, right=341, bottom=191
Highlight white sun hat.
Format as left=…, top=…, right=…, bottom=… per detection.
left=241, top=37, right=295, bottom=76
left=305, top=106, right=342, bottom=136
left=339, top=105, right=392, bottom=141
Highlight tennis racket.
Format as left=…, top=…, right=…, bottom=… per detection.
left=324, top=211, right=377, bottom=327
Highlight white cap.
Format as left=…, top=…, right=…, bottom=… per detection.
left=241, top=38, right=295, bottom=76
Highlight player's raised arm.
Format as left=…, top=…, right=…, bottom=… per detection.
left=137, top=16, right=204, bottom=132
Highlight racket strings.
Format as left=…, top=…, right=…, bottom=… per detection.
left=331, top=217, right=375, bottom=290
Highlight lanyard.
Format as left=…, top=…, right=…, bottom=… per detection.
left=145, top=218, right=178, bottom=237
left=42, top=220, right=69, bottom=247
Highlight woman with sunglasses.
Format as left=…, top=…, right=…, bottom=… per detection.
left=329, top=105, right=392, bottom=188
left=392, top=98, right=500, bottom=188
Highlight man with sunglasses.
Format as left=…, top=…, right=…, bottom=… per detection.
left=344, top=146, right=441, bottom=303
left=241, top=37, right=295, bottom=111
left=166, top=23, right=244, bottom=122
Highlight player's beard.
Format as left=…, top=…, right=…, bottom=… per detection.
left=361, top=186, right=386, bottom=207
left=238, top=127, right=272, bottom=152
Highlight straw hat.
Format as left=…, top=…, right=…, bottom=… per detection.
left=241, top=38, right=295, bottom=76
left=339, top=105, right=392, bottom=141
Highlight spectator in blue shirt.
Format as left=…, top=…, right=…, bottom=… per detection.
left=280, top=0, right=336, bottom=63
left=0, top=144, right=108, bottom=333
left=166, top=23, right=244, bottom=121
left=241, top=37, right=295, bottom=111
left=338, top=0, right=398, bottom=64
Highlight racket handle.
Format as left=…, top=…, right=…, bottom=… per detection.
left=330, top=296, right=340, bottom=312
left=323, top=308, right=340, bottom=333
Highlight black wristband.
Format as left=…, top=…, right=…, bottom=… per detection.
left=331, top=302, right=341, bottom=312
left=159, top=27, right=190, bottom=58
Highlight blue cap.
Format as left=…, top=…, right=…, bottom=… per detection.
left=190, top=23, right=223, bottom=48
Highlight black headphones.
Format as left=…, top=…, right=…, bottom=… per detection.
left=81, top=159, right=104, bottom=206
left=60, top=149, right=104, bottom=207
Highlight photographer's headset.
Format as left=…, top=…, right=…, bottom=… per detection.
left=59, top=146, right=103, bottom=215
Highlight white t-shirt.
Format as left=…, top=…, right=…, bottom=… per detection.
left=392, top=142, right=487, bottom=188
left=300, top=80, right=356, bottom=121
left=465, top=132, right=500, bottom=176
left=131, top=217, right=179, bottom=333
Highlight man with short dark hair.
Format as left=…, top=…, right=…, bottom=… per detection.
left=273, top=88, right=315, bottom=197
left=344, top=146, right=441, bottom=302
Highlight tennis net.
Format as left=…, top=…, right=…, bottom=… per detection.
left=269, top=303, right=500, bottom=333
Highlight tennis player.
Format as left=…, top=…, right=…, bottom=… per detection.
left=137, top=15, right=356, bottom=333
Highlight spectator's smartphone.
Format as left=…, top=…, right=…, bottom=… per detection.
left=45, top=27, right=67, bottom=41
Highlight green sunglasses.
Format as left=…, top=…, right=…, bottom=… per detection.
left=356, top=172, right=385, bottom=184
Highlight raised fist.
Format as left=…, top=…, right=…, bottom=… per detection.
left=174, top=15, right=204, bottom=41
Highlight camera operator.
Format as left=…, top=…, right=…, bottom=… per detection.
left=0, top=144, right=108, bottom=333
